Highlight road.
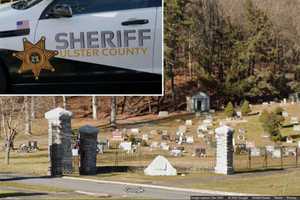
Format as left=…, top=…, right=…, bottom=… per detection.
left=0, top=174, right=214, bottom=200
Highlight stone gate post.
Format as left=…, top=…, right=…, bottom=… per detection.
left=79, top=125, right=99, bottom=175
left=214, top=125, right=234, bottom=175
left=45, top=107, right=73, bottom=176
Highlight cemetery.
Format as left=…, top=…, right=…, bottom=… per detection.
left=1, top=99, right=300, bottom=196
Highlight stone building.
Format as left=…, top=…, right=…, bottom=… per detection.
left=186, top=92, right=210, bottom=112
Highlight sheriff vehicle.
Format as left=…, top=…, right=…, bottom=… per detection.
left=0, top=0, right=162, bottom=94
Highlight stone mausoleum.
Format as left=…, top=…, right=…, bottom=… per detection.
left=186, top=92, right=210, bottom=112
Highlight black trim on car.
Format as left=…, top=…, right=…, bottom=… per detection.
left=0, top=29, right=30, bottom=38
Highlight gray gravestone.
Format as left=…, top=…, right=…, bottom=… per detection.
left=45, top=107, right=73, bottom=176
left=214, top=125, right=234, bottom=175
left=79, top=125, right=99, bottom=175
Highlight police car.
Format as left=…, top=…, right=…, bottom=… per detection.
left=0, top=0, right=162, bottom=94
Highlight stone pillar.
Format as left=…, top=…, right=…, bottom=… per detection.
left=45, top=107, right=73, bottom=176
left=214, top=125, right=234, bottom=175
left=79, top=125, right=99, bottom=175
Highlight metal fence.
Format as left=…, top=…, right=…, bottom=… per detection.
left=234, top=146, right=300, bottom=172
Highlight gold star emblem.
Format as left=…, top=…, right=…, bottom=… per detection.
left=13, top=37, right=58, bottom=80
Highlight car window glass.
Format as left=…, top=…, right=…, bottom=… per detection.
left=46, top=0, right=161, bottom=16
left=12, top=0, right=44, bottom=10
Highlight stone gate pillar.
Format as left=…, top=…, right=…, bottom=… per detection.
left=45, top=107, right=73, bottom=176
left=214, top=125, right=234, bottom=175
left=79, top=125, right=99, bottom=175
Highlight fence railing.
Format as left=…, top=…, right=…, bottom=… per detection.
left=234, top=146, right=300, bottom=172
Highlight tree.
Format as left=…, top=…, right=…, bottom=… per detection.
left=92, top=96, right=98, bottom=120
left=24, top=96, right=31, bottom=135
left=0, top=97, right=24, bottom=164
left=259, top=110, right=282, bottom=142
left=264, top=112, right=282, bottom=142
left=110, top=97, right=117, bottom=128
left=224, top=102, right=235, bottom=117
left=241, top=100, right=251, bottom=116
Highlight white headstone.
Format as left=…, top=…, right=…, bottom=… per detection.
left=282, top=111, right=289, bottom=118
left=144, top=155, right=177, bottom=176
left=286, top=137, right=293, bottom=144
left=142, top=134, right=149, bottom=141
left=272, top=149, right=281, bottom=158
left=119, top=142, right=132, bottom=152
left=250, top=148, right=260, bottom=157
left=293, top=125, right=300, bottom=132
left=131, top=128, right=139, bottom=134
left=185, top=120, right=193, bottom=126
left=291, top=117, right=299, bottom=124
left=158, top=111, right=169, bottom=118
left=186, top=136, right=194, bottom=144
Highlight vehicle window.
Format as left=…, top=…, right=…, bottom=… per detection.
left=12, top=0, right=44, bottom=10
left=43, top=0, right=161, bottom=17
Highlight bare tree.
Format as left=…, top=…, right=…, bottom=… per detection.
left=31, top=96, right=35, bottom=120
left=62, top=96, right=67, bottom=109
left=110, top=97, right=117, bottom=128
left=0, top=97, right=25, bottom=165
left=92, top=96, right=98, bottom=120
left=24, top=96, right=31, bottom=135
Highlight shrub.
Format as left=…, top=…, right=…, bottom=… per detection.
left=241, top=100, right=251, bottom=116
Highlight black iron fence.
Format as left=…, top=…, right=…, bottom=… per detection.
left=234, top=146, right=300, bottom=172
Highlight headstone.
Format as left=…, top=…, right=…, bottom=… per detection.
left=112, top=130, right=123, bottom=141
left=291, top=117, right=299, bottom=124
left=186, top=136, right=194, bottom=144
left=194, top=147, right=206, bottom=157
left=209, top=109, right=215, bottom=113
left=142, top=134, right=149, bottom=141
left=282, top=111, right=289, bottom=118
left=185, top=120, right=193, bottom=126
left=150, top=142, right=158, bottom=149
left=262, top=102, right=269, bottom=106
left=119, top=142, right=132, bottom=152
left=286, top=136, right=294, bottom=144
left=72, top=148, right=79, bottom=156
left=250, top=148, right=260, bottom=157
left=177, top=125, right=187, bottom=134
left=131, top=128, right=140, bottom=134
left=283, top=98, right=287, bottom=104
left=272, top=149, right=281, bottom=158
left=144, top=155, right=177, bottom=176
left=214, top=125, right=234, bottom=175
left=293, top=125, right=300, bottom=132
left=158, top=111, right=169, bottom=118
left=170, top=149, right=182, bottom=157
left=266, top=145, right=274, bottom=153
left=79, top=125, right=99, bottom=175
left=160, top=142, right=169, bottom=150
left=45, top=107, right=73, bottom=176
left=150, top=130, right=158, bottom=135
left=236, top=111, right=242, bottom=118
left=246, top=141, right=255, bottom=149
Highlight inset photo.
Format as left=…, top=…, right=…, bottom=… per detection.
left=0, top=0, right=163, bottom=95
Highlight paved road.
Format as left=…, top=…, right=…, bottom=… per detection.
left=0, top=174, right=212, bottom=200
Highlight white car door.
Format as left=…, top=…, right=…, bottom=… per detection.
left=34, top=0, right=158, bottom=76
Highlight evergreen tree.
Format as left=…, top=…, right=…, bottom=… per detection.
left=241, top=100, right=251, bottom=116
left=224, top=102, right=235, bottom=118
